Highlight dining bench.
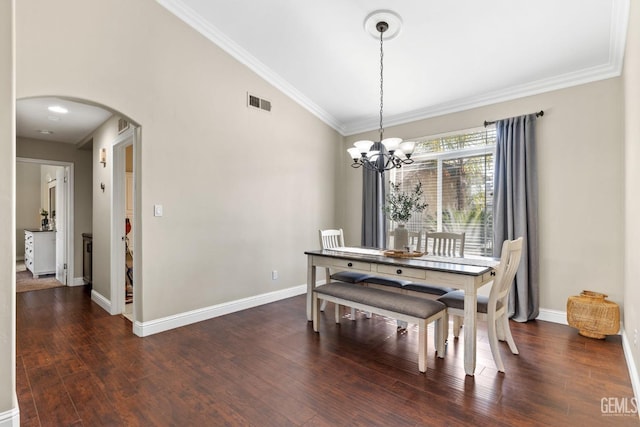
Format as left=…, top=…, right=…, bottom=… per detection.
left=312, top=282, right=447, bottom=373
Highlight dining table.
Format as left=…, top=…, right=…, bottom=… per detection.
left=304, top=246, right=500, bottom=376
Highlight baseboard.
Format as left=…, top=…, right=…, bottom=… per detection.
left=536, top=308, right=568, bottom=325
left=91, top=290, right=112, bottom=314
left=621, top=327, right=640, bottom=403
left=0, top=405, right=19, bottom=427
left=133, top=284, right=307, bottom=337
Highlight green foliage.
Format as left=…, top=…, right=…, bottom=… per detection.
left=384, top=181, right=428, bottom=223
left=40, top=209, right=48, bottom=217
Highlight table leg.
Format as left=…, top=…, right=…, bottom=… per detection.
left=306, top=256, right=316, bottom=321
left=463, top=281, right=477, bottom=376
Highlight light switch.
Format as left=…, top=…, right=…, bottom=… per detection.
left=154, top=204, right=163, bottom=217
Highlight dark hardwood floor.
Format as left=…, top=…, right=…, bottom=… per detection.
left=16, top=286, right=638, bottom=426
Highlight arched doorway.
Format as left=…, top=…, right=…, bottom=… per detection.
left=16, top=96, right=141, bottom=331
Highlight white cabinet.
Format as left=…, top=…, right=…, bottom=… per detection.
left=24, top=230, right=56, bottom=278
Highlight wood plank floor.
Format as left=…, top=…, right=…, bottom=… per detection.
left=16, top=286, right=639, bottom=426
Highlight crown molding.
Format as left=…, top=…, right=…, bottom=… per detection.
left=157, top=0, right=629, bottom=138
left=156, top=0, right=346, bottom=135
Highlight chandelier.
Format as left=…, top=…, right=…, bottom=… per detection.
left=347, top=11, right=416, bottom=173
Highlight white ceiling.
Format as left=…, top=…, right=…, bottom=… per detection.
left=16, top=97, right=112, bottom=145
left=160, top=0, right=629, bottom=135
left=16, top=0, right=629, bottom=142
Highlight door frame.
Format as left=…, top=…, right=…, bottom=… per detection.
left=16, top=157, right=74, bottom=285
left=110, top=126, right=137, bottom=323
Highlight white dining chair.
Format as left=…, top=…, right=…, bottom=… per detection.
left=424, top=231, right=465, bottom=257
left=437, top=237, right=523, bottom=373
left=318, top=229, right=371, bottom=318
left=402, top=232, right=466, bottom=297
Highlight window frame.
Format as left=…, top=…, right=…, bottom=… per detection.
left=389, top=125, right=496, bottom=254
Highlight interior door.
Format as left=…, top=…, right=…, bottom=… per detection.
left=55, top=167, right=67, bottom=284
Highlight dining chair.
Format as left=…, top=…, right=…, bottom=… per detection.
left=437, top=237, right=523, bottom=373
left=318, top=229, right=372, bottom=317
left=401, top=232, right=466, bottom=297
left=387, top=229, right=422, bottom=252
left=424, top=231, right=465, bottom=257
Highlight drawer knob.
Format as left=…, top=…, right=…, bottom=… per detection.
left=347, top=262, right=353, bottom=267
left=396, top=269, right=402, bottom=275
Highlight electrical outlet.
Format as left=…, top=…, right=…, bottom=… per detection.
left=271, top=270, right=278, bottom=280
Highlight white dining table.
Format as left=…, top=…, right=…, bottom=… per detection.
left=304, top=247, right=499, bottom=376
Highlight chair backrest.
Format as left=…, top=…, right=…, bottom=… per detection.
left=387, top=229, right=422, bottom=251
left=424, top=232, right=465, bottom=257
left=319, top=229, right=345, bottom=249
left=488, top=237, right=523, bottom=311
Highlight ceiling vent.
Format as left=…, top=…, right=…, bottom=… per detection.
left=247, top=93, right=272, bottom=112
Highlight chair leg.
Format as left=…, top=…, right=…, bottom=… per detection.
left=418, top=319, right=427, bottom=373
left=435, top=316, right=445, bottom=358
left=442, top=312, right=449, bottom=341
left=313, top=294, right=320, bottom=332
left=487, top=313, right=505, bottom=373
left=501, top=315, right=519, bottom=355
left=334, top=303, right=341, bottom=323
left=452, top=315, right=463, bottom=338
left=320, top=299, right=328, bottom=312
left=350, top=307, right=356, bottom=320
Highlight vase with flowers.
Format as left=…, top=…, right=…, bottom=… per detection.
left=383, top=182, right=428, bottom=250
left=40, top=209, right=49, bottom=230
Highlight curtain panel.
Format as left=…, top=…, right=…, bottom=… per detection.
left=493, top=114, right=540, bottom=321
left=361, top=142, right=386, bottom=248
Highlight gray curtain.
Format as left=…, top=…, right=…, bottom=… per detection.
left=493, top=114, right=539, bottom=321
left=362, top=142, right=386, bottom=248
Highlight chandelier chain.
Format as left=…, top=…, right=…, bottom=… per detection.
left=379, top=28, right=384, bottom=142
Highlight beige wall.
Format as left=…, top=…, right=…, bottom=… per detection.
left=15, top=162, right=40, bottom=259
left=340, top=78, right=625, bottom=314
left=17, top=137, right=93, bottom=279
left=0, top=0, right=16, bottom=419
left=90, top=115, right=119, bottom=302
left=15, top=0, right=342, bottom=323
left=624, top=0, right=640, bottom=390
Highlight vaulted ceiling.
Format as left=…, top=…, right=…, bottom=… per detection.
left=16, top=0, right=629, bottom=143
left=160, top=0, right=629, bottom=135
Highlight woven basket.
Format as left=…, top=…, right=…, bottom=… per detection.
left=566, top=290, right=620, bottom=339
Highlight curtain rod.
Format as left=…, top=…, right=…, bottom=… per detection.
left=484, top=110, right=544, bottom=127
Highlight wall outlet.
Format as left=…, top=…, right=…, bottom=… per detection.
left=271, top=270, right=278, bottom=280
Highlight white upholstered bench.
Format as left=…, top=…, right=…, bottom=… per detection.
left=313, top=282, right=447, bottom=373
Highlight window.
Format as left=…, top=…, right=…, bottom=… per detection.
left=389, top=126, right=496, bottom=256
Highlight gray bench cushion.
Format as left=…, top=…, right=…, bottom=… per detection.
left=330, top=271, right=372, bottom=284
left=403, top=283, right=455, bottom=296
left=316, top=282, right=446, bottom=319
left=437, top=290, right=503, bottom=313
left=363, top=276, right=412, bottom=288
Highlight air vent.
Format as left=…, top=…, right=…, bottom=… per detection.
left=247, top=93, right=272, bottom=112
left=118, top=118, right=130, bottom=134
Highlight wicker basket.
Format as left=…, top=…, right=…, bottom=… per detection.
left=566, top=290, right=620, bottom=339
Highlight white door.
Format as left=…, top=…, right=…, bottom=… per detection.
left=55, top=167, right=67, bottom=284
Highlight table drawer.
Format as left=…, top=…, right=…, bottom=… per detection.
left=376, top=264, right=426, bottom=280
left=322, top=258, right=372, bottom=272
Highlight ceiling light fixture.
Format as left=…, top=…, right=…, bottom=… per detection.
left=347, top=10, right=416, bottom=174
left=37, top=130, right=54, bottom=135
left=48, top=105, right=68, bottom=114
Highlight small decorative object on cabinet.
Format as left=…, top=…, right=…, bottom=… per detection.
left=567, top=290, right=620, bottom=339
left=24, top=229, right=56, bottom=278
